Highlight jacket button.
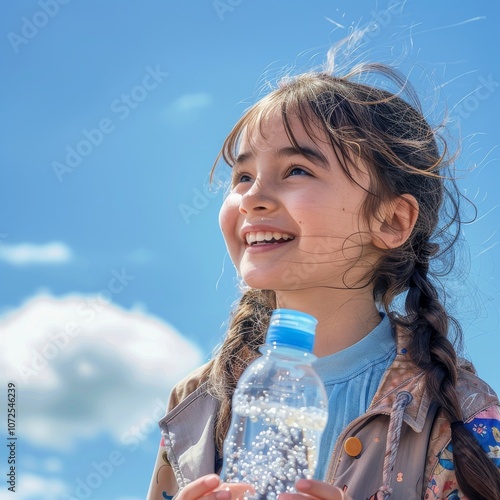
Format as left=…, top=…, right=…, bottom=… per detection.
left=344, top=437, right=362, bottom=457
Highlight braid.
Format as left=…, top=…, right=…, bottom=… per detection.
left=207, top=288, right=276, bottom=454
left=395, top=240, right=500, bottom=499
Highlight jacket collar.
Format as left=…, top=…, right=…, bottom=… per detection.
left=368, top=324, right=431, bottom=432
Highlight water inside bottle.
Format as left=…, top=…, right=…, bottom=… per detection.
left=223, top=393, right=328, bottom=499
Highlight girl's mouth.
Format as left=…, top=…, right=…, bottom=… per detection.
left=245, top=231, right=295, bottom=246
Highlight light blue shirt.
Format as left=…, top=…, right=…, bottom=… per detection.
left=312, top=313, right=396, bottom=479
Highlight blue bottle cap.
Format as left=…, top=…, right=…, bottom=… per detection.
left=266, top=309, right=318, bottom=352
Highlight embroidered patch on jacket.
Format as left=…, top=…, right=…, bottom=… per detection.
left=464, top=408, right=500, bottom=467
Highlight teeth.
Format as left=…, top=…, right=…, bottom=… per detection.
left=245, top=231, right=294, bottom=245
left=246, top=233, right=257, bottom=245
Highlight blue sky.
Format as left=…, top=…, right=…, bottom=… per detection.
left=1, top=1, right=499, bottom=499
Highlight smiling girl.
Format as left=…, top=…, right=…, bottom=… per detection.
left=147, top=62, right=500, bottom=499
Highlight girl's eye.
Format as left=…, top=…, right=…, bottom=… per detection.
left=288, top=166, right=310, bottom=177
left=233, top=172, right=253, bottom=184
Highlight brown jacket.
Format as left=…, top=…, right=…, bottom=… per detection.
left=147, top=329, right=500, bottom=499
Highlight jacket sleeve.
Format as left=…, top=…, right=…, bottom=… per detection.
left=146, top=388, right=183, bottom=500
left=146, top=365, right=212, bottom=500
left=424, top=404, right=500, bottom=499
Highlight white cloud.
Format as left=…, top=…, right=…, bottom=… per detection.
left=0, top=294, right=203, bottom=451
left=125, top=247, right=153, bottom=265
left=0, top=241, right=72, bottom=265
left=43, top=456, right=64, bottom=473
left=22, top=454, right=59, bottom=472
left=172, top=92, right=213, bottom=111
left=0, top=474, right=68, bottom=500
left=164, top=92, right=213, bottom=122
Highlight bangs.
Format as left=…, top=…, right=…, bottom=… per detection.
left=220, top=89, right=337, bottom=168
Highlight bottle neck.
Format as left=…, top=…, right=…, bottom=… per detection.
left=259, top=343, right=316, bottom=362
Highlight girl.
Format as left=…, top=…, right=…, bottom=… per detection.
left=147, top=57, right=500, bottom=499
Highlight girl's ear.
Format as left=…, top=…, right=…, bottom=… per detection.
left=371, top=194, right=419, bottom=249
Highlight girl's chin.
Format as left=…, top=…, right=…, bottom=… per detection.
left=241, top=274, right=298, bottom=291
left=239, top=262, right=313, bottom=291
left=241, top=277, right=277, bottom=290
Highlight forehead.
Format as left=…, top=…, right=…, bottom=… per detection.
left=239, top=110, right=324, bottom=152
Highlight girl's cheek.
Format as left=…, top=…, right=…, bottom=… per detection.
left=219, top=193, right=241, bottom=245
left=219, top=194, right=243, bottom=273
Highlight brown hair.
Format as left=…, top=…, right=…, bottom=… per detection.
left=207, top=64, right=500, bottom=498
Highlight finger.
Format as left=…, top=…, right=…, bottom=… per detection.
left=178, top=474, right=221, bottom=500
left=294, top=479, right=345, bottom=500
left=215, top=482, right=256, bottom=500
left=211, top=491, right=231, bottom=500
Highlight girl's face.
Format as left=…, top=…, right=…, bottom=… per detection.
left=219, top=112, right=381, bottom=292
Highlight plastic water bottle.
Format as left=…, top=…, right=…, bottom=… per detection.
left=221, top=309, right=328, bottom=499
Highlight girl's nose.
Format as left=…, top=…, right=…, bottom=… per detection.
left=239, top=180, right=278, bottom=215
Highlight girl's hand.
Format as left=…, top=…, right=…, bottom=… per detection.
left=279, top=479, right=349, bottom=500
left=176, top=474, right=254, bottom=500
